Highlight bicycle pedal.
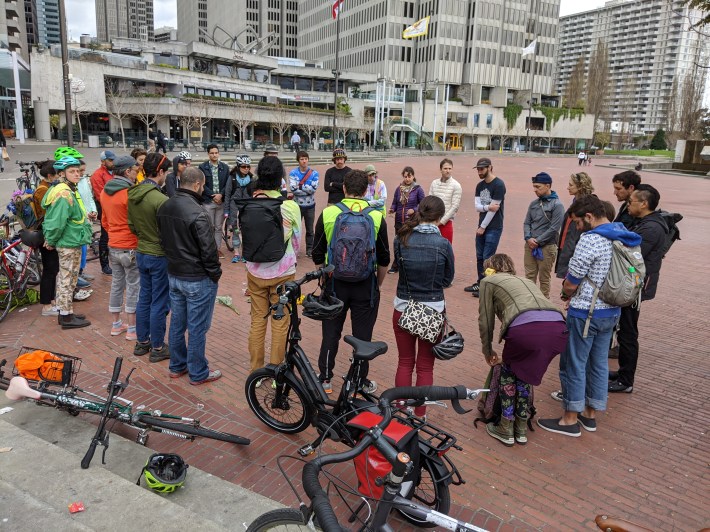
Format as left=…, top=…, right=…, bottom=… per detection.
left=298, top=444, right=315, bottom=456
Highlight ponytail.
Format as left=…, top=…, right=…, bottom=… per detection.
left=396, top=195, right=446, bottom=247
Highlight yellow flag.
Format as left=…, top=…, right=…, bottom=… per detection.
left=402, top=16, right=430, bottom=39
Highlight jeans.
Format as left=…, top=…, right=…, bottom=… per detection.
left=392, top=309, right=435, bottom=416
left=616, top=305, right=641, bottom=386
left=136, top=253, right=170, bottom=348
left=80, top=244, right=87, bottom=271
left=39, top=246, right=59, bottom=305
left=108, top=248, right=140, bottom=313
left=523, top=243, right=558, bottom=298
left=168, top=276, right=218, bottom=382
left=475, top=228, right=502, bottom=282
left=300, top=206, right=315, bottom=254
left=204, top=202, right=224, bottom=250
left=559, top=315, right=618, bottom=412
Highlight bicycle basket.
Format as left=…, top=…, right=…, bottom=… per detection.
left=13, top=347, right=81, bottom=387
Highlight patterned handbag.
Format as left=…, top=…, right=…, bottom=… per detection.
left=396, top=251, right=445, bottom=343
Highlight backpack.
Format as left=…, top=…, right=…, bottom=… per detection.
left=657, top=210, right=683, bottom=258
left=327, top=202, right=377, bottom=282
left=14, top=350, right=72, bottom=385
left=234, top=194, right=286, bottom=263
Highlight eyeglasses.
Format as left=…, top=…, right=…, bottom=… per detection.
left=239, top=165, right=251, bottom=169
left=628, top=199, right=646, bottom=204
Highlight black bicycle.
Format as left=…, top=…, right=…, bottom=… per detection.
left=244, top=266, right=466, bottom=525
left=16, top=161, right=41, bottom=191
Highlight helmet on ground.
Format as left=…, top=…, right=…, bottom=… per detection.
left=332, top=148, right=347, bottom=161
left=53, top=156, right=82, bottom=171
left=140, top=453, right=188, bottom=493
left=178, top=151, right=192, bottom=160
left=54, top=147, right=84, bottom=160
left=236, top=154, right=251, bottom=166
left=302, top=291, right=344, bottom=321
left=433, top=328, right=464, bottom=361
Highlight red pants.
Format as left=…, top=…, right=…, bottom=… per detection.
left=438, top=220, right=453, bottom=244
left=393, top=309, right=436, bottom=416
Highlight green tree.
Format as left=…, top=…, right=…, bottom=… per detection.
left=650, top=129, right=667, bottom=150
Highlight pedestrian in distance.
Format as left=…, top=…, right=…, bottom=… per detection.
left=387, top=166, right=425, bottom=274
left=288, top=151, right=319, bottom=258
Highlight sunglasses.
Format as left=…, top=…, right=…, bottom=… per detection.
left=239, top=165, right=251, bottom=169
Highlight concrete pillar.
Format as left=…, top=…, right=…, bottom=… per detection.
left=33, top=100, right=52, bottom=142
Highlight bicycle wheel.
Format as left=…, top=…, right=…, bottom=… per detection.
left=245, top=367, right=311, bottom=434
left=86, top=232, right=100, bottom=261
left=0, top=266, right=13, bottom=322
left=222, top=218, right=235, bottom=252
left=25, top=250, right=41, bottom=286
left=397, top=456, right=451, bottom=528
left=247, top=508, right=317, bottom=532
left=138, top=415, right=250, bottom=445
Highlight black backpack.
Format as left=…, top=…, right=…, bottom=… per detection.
left=234, top=194, right=286, bottom=263
left=657, top=210, right=683, bottom=258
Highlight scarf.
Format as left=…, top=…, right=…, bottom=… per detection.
left=399, top=183, right=414, bottom=205
left=236, top=174, right=251, bottom=187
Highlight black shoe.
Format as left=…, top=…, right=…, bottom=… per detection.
left=537, top=418, right=581, bottom=437
left=387, top=267, right=398, bottom=274
left=149, top=344, right=170, bottom=363
left=134, top=341, right=151, bottom=356
left=102, top=265, right=113, bottom=275
left=608, top=379, right=633, bottom=393
left=463, top=283, right=479, bottom=293
left=608, top=370, right=619, bottom=381
left=58, top=312, right=86, bottom=325
left=60, top=313, right=91, bottom=329
left=577, top=414, right=597, bottom=432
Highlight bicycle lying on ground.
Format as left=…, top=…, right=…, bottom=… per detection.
left=246, top=385, right=488, bottom=531
left=245, top=266, right=468, bottom=525
left=1, top=348, right=250, bottom=468
left=0, top=229, right=42, bottom=322
left=16, top=160, right=41, bottom=191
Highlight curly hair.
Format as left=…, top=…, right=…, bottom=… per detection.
left=570, top=172, right=594, bottom=197
left=483, top=254, right=516, bottom=275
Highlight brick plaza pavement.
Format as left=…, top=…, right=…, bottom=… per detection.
left=1, top=154, right=708, bottom=530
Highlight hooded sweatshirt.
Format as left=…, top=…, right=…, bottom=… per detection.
left=41, top=182, right=92, bottom=248
left=566, top=222, right=642, bottom=319
left=630, top=211, right=668, bottom=301
left=101, top=176, right=138, bottom=249
left=128, top=179, right=168, bottom=256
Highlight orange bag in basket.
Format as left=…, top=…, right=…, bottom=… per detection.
left=14, top=350, right=65, bottom=383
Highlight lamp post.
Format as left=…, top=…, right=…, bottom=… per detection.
left=59, top=0, right=73, bottom=147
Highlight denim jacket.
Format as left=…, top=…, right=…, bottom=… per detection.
left=394, top=226, right=454, bottom=303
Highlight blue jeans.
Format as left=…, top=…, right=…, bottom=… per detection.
left=475, top=228, right=502, bottom=282
left=168, top=276, right=218, bottom=382
left=136, top=253, right=170, bottom=348
left=559, top=315, right=618, bottom=412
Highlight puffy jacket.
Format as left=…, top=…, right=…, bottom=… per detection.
left=394, top=227, right=454, bottom=303
left=198, top=160, right=230, bottom=203
left=128, top=180, right=168, bottom=256
left=41, top=182, right=92, bottom=248
left=101, top=176, right=138, bottom=249
left=630, top=211, right=668, bottom=301
left=428, top=177, right=462, bottom=225
left=156, top=188, right=222, bottom=283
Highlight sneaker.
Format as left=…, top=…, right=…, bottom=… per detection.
left=80, top=272, right=95, bottom=281
left=577, top=414, right=597, bottom=432
left=149, top=344, right=170, bottom=363
left=42, top=306, right=60, bottom=316
left=322, top=380, right=333, bottom=394
left=537, top=418, right=581, bottom=437
left=218, top=251, right=225, bottom=260
left=608, top=370, right=619, bottom=381
left=169, top=369, right=188, bottom=379
left=111, top=323, right=128, bottom=336
left=387, top=267, right=398, bottom=274
left=73, top=289, right=93, bottom=301
left=126, top=329, right=137, bottom=342
left=133, top=341, right=151, bottom=356
left=102, top=265, right=113, bottom=275
left=190, top=369, right=222, bottom=386
left=306, top=252, right=312, bottom=258
left=360, top=380, right=378, bottom=394
left=550, top=390, right=563, bottom=402
left=76, top=277, right=91, bottom=288
left=231, top=255, right=241, bottom=263
left=608, top=379, right=633, bottom=393
left=464, top=283, right=479, bottom=293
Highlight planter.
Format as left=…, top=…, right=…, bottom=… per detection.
left=595, top=149, right=604, bottom=155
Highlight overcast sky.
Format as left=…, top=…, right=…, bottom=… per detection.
left=65, top=0, right=607, bottom=41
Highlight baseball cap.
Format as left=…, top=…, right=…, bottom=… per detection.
left=263, top=143, right=278, bottom=155
left=364, top=164, right=377, bottom=175
left=475, top=158, right=491, bottom=168
left=532, top=172, right=553, bottom=184
left=113, top=155, right=138, bottom=175
left=100, top=150, right=116, bottom=161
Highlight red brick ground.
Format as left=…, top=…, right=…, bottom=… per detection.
left=2, top=154, right=708, bottom=530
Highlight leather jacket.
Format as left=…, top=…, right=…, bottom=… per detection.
left=156, top=188, right=222, bottom=283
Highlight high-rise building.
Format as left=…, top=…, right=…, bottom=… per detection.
left=1, top=0, right=29, bottom=61
left=555, top=0, right=708, bottom=135
left=176, top=0, right=298, bottom=58
left=28, top=0, right=61, bottom=46
left=96, top=0, right=154, bottom=43
left=154, top=26, right=177, bottom=43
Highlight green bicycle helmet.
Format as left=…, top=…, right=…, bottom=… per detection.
left=138, top=453, right=188, bottom=493
left=54, top=146, right=84, bottom=160
left=53, top=156, right=82, bottom=171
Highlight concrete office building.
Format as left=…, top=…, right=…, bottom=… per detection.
left=555, top=0, right=709, bottom=137
left=177, top=0, right=298, bottom=58
left=1, top=0, right=29, bottom=61
left=154, top=26, right=177, bottom=43
left=96, top=0, right=155, bottom=43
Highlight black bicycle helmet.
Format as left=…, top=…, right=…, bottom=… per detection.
left=18, top=228, right=45, bottom=248
left=302, top=291, right=344, bottom=321
left=433, top=329, right=465, bottom=361
left=138, top=453, right=188, bottom=493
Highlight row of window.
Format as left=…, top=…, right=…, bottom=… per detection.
left=184, top=86, right=267, bottom=103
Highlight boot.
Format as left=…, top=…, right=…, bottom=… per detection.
left=514, top=415, right=528, bottom=445
left=58, top=312, right=85, bottom=325
left=486, top=417, right=514, bottom=447
left=60, top=313, right=91, bottom=330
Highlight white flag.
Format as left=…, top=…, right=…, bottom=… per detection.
left=522, top=39, right=537, bottom=58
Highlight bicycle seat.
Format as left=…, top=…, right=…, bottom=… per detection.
left=344, top=335, right=388, bottom=361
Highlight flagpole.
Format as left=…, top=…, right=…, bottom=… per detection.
left=525, top=38, right=537, bottom=153
left=332, top=2, right=341, bottom=148
left=418, top=11, right=433, bottom=152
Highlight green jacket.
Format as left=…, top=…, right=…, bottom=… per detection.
left=41, top=182, right=92, bottom=248
left=478, top=273, right=563, bottom=359
left=127, top=180, right=167, bottom=256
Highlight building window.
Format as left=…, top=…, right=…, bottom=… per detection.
left=486, top=114, right=493, bottom=128
left=473, top=114, right=480, bottom=127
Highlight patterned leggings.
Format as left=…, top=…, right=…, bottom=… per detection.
left=56, top=247, right=81, bottom=314
left=499, top=363, right=531, bottom=421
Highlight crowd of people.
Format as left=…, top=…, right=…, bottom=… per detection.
left=28, top=146, right=669, bottom=441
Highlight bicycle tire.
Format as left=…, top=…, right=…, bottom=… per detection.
left=246, top=508, right=317, bottom=532
left=222, top=218, right=235, bottom=252
left=397, top=457, right=451, bottom=528
left=26, top=248, right=42, bottom=286
left=86, top=231, right=100, bottom=261
left=0, top=266, right=13, bottom=322
left=138, top=415, right=250, bottom=445
left=245, top=368, right=311, bottom=434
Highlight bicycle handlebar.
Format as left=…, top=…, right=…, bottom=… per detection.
left=270, top=265, right=334, bottom=318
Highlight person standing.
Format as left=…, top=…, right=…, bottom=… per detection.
left=290, top=131, right=301, bottom=152
left=363, top=164, right=388, bottom=216
left=312, top=170, right=391, bottom=394
left=75, top=158, right=96, bottom=289
left=100, top=156, right=141, bottom=342
left=198, top=144, right=230, bottom=257
left=577, top=150, right=586, bottom=166
left=164, top=154, right=188, bottom=197
left=90, top=150, right=116, bottom=275
left=428, top=158, right=462, bottom=245
left=555, top=172, right=595, bottom=279
left=131, top=148, right=148, bottom=184
left=0, top=128, right=6, bottom=173
left=41, top=157, right=93, bottom=329
left=224, top=154, right=255, bottom=263
left=387, top=167, right=425, bottom=274
left=465, top=158, right=506, bottom=298
left=612, top=170, right=641, bottom=228
left=33, top=161, right=60, bottom=316
left=288, top=151, right=319, bottom=258
left=323, top=149, right=351, bottom=205
left=128, top=152, right=172, bottom=362
left=157, top=167, right=222, bottom=385
left=392, top=196, right=454, bottom=417
left=156, top=130, right=168, bottom=154
left=522, top=172, right=565, bottom=298
left=608, top=184, right=667, bottom=394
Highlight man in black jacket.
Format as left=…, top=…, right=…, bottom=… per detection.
left=157, top=167, right=223, bottom=386
left=609, top=184, right=668, bottom=393
left=198, top=144, right=230, bottom=257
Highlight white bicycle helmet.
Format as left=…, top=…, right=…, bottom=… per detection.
left=236, top=154, right=251, bottom=166
left=178, top=150, right=192, bottom=160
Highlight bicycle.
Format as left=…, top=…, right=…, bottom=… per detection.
left=245, top=385, right=488, bottom=532
left=0, top=231, right=43, bottom=322
left=16, top=160, right=41, bottom=191
left=245, top=266, right=466, bottom=525
left=86, top=228, right=101, bottom=261
left=1, top=348, right=250, bottom=468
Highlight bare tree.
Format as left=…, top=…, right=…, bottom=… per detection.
left=230, top=101, right=256, bottom=150
left=270, top=105, right=292, bottom=146
left=617, top=76, right=637, bottom=149
left=586, top=38, right=611, bottom=146
left=186, top=96, right=214, bottom=144
left=105, top=79, right=130, bottom=149
left=134, top=93, right=164, bottom=142
left=677, top=67, right=707, bottom=139
left=665, top=78, right=680, bottom=148
left=564, top=56, right=586, bottom=108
